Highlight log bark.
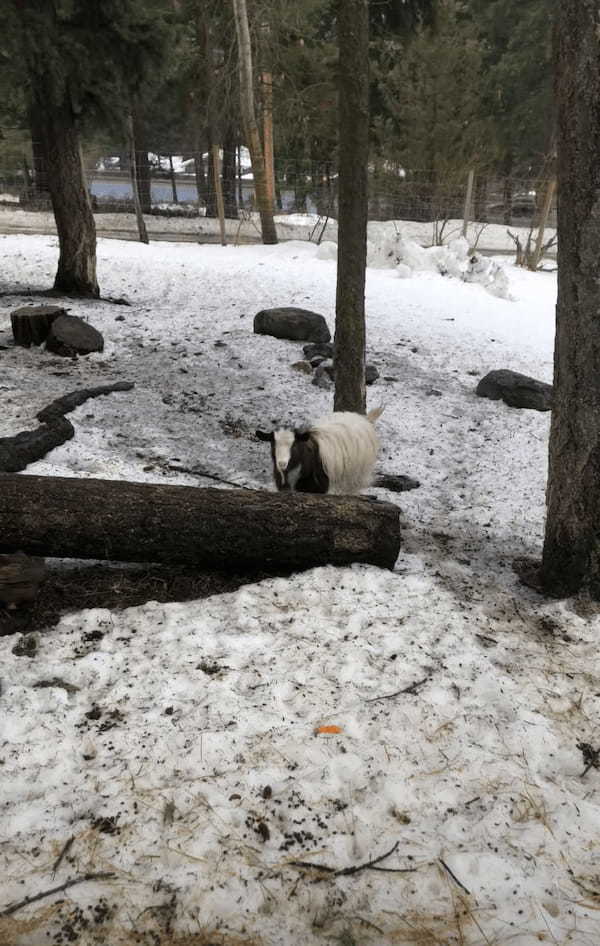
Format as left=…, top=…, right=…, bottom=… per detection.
left=0, top=475, right=401, bottom=572
left=541, top=0, right=600, bottom=597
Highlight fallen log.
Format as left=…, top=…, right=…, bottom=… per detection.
left=0, top=474, right=401, bottom=572
left=0, top=382, right=134, bottom=472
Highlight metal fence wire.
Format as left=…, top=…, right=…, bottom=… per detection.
left=0, top=141, right=557, bottom=231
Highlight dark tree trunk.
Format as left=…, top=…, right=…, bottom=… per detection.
left=34, top=86, right=98, bottom=297
left=0, top=474, right=401, bottom=573
left=333, top=0, right=369, bottom=414
left=132, top=111, right=152, bottom=214
left=541, top=1, right=600, bottom=597
left=205, top=143, right=218, bottom=217
left=502, top=152, right=514, bottom=226
left=222, top=127, right=238, bottom=218
left=194, top=134, right=209, bottom=208
left=474, top=174, right=487, bottom=223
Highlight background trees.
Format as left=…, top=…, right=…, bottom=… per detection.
left=5, top=0, right=170, bottom=295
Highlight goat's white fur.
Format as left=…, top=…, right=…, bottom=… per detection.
left=310, top=408, right=383, bottom=494
left=273, top=429, right=295, bottom=472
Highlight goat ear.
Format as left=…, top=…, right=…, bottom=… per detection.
left=256, top=429, right=274, bottom=442
left=295, top=429, right=311, bottom=442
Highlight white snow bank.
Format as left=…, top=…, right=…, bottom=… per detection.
left=370, top=233, right=513, bottom=299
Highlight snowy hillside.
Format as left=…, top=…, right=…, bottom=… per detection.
left=1, top=232, right=599, bottom=946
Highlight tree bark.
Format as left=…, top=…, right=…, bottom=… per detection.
left=222, top=126, right=239, bottom=218
left=541, top=1, right=600, bottom=597
left=33, top=85, right=98, bottom=296
left=232, top=0, right=278, bottom=244
left=333, top=0, right=369, bottom=414
left=0, top=475, right=401, bottom=572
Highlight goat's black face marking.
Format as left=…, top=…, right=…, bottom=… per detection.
left=257, top=427, right=330, bottom=493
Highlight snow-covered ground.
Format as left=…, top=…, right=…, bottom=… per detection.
left=0, top=204, right=557, bottom=259
left=1, top=231, right=599, bottom=946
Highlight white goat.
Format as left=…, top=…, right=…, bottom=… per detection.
left=256, top=407, right=383, bottom=495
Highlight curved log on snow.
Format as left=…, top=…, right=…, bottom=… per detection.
left=0, top=382, right=134, bottom=473
left=0, top=474, right=402, bottom=572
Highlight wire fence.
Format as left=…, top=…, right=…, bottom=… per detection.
left=0, top=143, right=557, bottom=232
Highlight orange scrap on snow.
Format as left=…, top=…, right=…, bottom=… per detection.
left=315, top=725, right=343, bottom=735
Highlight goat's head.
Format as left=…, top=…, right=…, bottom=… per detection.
left=256, top=427, right=312, bottom=491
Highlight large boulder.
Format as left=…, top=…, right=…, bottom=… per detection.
left=476, top=369, right=552, bottom=412
left=46, top=314, right=104, bottom=357
left=254, top=307, right=331, bottom=343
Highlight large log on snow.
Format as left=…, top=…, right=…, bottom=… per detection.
left=0, top=474, right=401, bottom=571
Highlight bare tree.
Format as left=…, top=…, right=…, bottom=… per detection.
left=232, top=0, right=278, bottom=244
left=541, top=1, right=600, bottom=596
left=333, top=0, right=370, bottom=413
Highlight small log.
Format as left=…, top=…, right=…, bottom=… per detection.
left=0, top=382, right=134, bottom=473
left=0, top=475, right=401, bottom=572
left=10, top=305, right=65, bottom=347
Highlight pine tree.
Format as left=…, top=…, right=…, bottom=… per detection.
left=541, top=0, right=600, bottom=598
left=7, top=0, right=170, bottom=295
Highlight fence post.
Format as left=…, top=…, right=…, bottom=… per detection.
left=462, top=169, right=475, bottom=238
left=211, top=143, right=227, bottom=246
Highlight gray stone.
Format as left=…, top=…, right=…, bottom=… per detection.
left=291, top=360, right=313, bottom=374
left=476, top=369, right=552, bottom=412
left=303, top=342, right=334, bottom=361
left=254, top=307, right=331, bottom=343
left=310, top=359, right=379, bottom=386
left=365, top=364, right=380, bottom=385
left=312, top=364, right=334, bottom=389
left=46, top=315, right=104, bottom=357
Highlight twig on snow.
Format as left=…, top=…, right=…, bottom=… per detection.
left=292, top=840, right=403, bottom=876
left=1, top=872, right=115, bottom=917
left=439, top=858, right=471, bottom=895
left=365, top=676, right=429, bottom=703
left=51, top=836, right=75, bottom=876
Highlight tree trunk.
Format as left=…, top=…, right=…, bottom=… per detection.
left=0, top=474, right=401, bottom=573
left=541, top=1, right=600, bottom=597
left=222, top=127, right=238, bottom=218
left=333, top=0, right=369, bottom=414
left=194, top=146, right=209, bottom=208
left=211, top=143, right=227, bottom=244
left=206, top=145, right=218, bottom=217
left=168, top=154, right=179, bottom=203
left=502, top=152, right=514, bottom=226
left=232, top=0, right=278, bottom=244
left=34, top=85, right=98, bottom=297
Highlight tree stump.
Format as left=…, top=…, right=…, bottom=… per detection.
left=10, top=305, right=65, bottom=347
